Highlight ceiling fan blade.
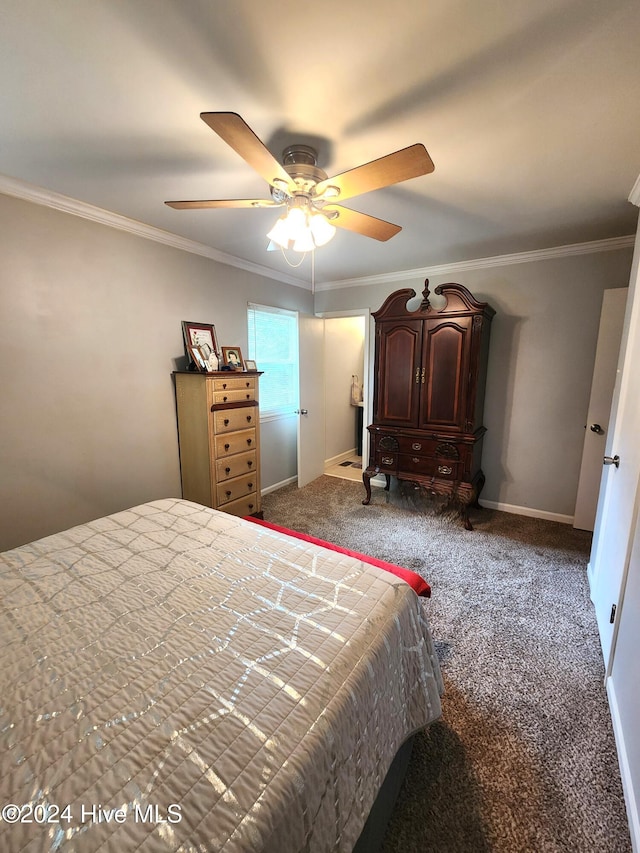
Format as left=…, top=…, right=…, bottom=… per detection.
left=316, top=144, right=434, bottom=203
left=325, top=205, right=402, bottom=241
left=200, top=112, right=295, bottom=193
left=165, top=198, right=283, bottom=210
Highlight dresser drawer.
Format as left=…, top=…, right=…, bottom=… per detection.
left=222, top=493, right=261, bottom=517
left=215, top=428, right=256, bottom=457
left=217, top=472, right=258, bottom=507
left=213, top=387, right=256, bottom=404
left=213, top=407, right=258, bottom=434
left=215, top=450, right=257, bottom=482
left=399, top=453, right=460, bottom=479
left=213, top=376, right=256, bottom=395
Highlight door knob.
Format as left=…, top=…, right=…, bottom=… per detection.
left=590, top=423, right=604, bottom=434
left=295, top=409, right=309, bottom=415
left=603, top=455, right=620, bottom=468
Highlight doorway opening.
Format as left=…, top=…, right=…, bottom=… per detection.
left=318, top=311, right=379, bottom=487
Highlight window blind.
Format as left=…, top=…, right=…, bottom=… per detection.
left=247, top=304, right=299, bottom=417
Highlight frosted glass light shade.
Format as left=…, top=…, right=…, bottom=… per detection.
left=309, top=213, right=336, bottom=247
left=266, top=207, right=337, bottom=252
left=266, top=216, right=291, bottom=248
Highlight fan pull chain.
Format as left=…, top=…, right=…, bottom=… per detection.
left=278, top=246, right=307, bottom=269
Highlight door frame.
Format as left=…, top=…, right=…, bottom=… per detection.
left=316, top=308, right=372, bottom=467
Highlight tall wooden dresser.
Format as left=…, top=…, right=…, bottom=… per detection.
left=174, top=371, right=262, bottom=517
left=363, top=281, right=494, bottom=529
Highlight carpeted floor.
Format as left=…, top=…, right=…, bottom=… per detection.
left=262, top=476, right=631, bottom=853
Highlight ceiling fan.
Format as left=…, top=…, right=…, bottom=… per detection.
left=166, top=112, right=434, bottom=252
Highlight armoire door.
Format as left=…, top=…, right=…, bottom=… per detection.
left=374, top=320, right=422, bottom=426
left=419, top=317, right=472, bottom=431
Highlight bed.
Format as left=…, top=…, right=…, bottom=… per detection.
left=0, top=498, right=443, bottom=852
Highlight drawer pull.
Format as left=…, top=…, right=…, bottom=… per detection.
left=226, top=490, right=231, bottom=497
left=224, top=443, right=230, bottom=451
left=222, top=383, right=227, bottom=389
left=412, top=457, right=420, bottom=464
left=247, top=438, right=252, bottom=445
left=381, top=456, right=394, bottom=466
left=438, top=465, right=453, bottom=475
left=412, top=442, right=422, bottom=451
left=246, top=394, right=251, bottom=399
left=224, top=418, right=229, bottom=426
left=223, top=395, right=228, bottom=402
left=245, top=382, right=250, bottom=387
left=247, top=460, right=253, bottom=468
left=225, top=466, right=231, bottom=474
left=248, top=503, right=254, bottom=510
left=248, top=482, right=253, bottom=489
left=246, top=415, right=252, bottom=422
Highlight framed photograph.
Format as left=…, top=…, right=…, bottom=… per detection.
left=244, top=359, right=257, bottom=372
left=221, top=346, right=245, bottom=371
left=182, top=321, right=220, bottom=372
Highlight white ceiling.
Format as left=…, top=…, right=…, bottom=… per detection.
left=2, top=0, right=639, bottom=286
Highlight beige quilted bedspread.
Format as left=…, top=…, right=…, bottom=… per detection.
left=0, top=499, right=442, bottom=852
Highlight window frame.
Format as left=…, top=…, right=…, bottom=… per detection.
left=247, top=303, right=299, bottom=421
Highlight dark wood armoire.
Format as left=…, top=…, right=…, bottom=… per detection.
left=363, top=280, right=495, bottom=529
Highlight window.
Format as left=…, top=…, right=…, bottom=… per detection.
left=247, top=304, right=299, bottom=418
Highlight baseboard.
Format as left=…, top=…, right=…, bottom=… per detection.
left=261, top=476, right=297, bottom=496
left=607, top=677, right=639, bottom=852
left=479, top=499, right=573, bottom=525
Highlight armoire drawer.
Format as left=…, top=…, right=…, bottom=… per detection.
left=399, top=453, right=460, bottom=479
left=396, top=436, right=463, bottom=461
left=215, top=450, right=257, bottom=482
left=374, top=451, right=399, bottom=471
left=217, top=472, right=258, bottom=506
left=215, top=428, right=256, bottom=457
left=213, top=407, right=258, bottom=434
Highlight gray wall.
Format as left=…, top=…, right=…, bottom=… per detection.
left=0, top=193, right=312, bottom=550
left=315, top=251, right=633, bottom=519
left=0, top=188, right=634, bottom=549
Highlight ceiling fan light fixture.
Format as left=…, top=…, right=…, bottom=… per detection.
left=292, top=229, right=317, bottom=253
left=265, top=204, right=336, bottom=253
left=309, top=212, right=336, bottom=247
left=266, top=215, right=291, bottom=248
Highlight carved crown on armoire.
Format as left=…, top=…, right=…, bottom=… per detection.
left=363, top=280, right=495, bottom=530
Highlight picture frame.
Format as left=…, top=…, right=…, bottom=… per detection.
left=182, top=321, right=220, bottom=372
left=244, top=359, right=257, bottom=372
left=190, top=346, right=208, bottom=372
left=221, top=346, right=245, bottom=371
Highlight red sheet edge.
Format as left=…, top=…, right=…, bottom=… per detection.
left=243, top=516, right=431, bottom=598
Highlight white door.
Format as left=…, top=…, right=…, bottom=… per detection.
left=589, top=250, right=640, bottom=670
left=573, top=289, right=626, bottom=530
left=297, top=313, right=325, bottom=487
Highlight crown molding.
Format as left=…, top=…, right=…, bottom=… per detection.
left=2, top=172, right=635, bottom=293
left=0, top=173, right=309, bottom=290
left=315, top=235, right=636, bottom=291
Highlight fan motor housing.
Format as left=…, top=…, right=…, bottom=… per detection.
left=281, top=145, right=327, bottom=191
